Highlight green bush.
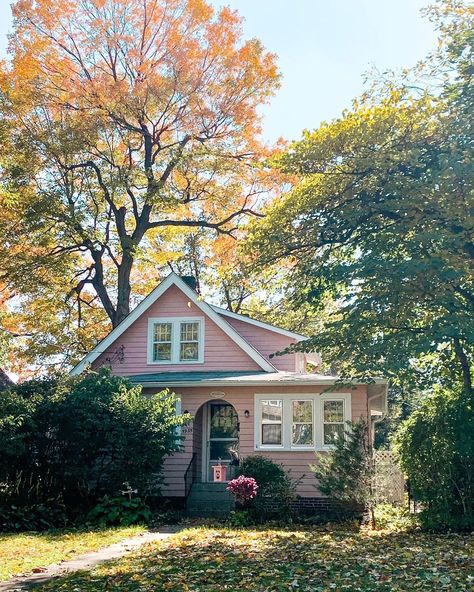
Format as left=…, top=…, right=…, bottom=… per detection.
left=87, top=495, right=151, bottom=526
left=373, top=504, right=415, bottom=531
left=310, top=420, right=374, bottom=524
left=237, top=455, right=297, bottom=520
left=395, top=388, right=474, bottom=532
left=0, top=501, right=68, bottom=532
left=0, top=369, right=190, bottom=529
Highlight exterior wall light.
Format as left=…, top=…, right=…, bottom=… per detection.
left=244, top=409, right=250, bottom=418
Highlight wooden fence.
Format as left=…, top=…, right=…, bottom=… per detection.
left=373, top=450, right=405, bottom=506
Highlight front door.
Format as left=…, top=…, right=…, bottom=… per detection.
left=205, top=402, right=239, bottom=482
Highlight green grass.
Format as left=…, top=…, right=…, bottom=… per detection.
left=34, top=525, right=473, bottom=591
left=0, top=524, right=145, bottom=581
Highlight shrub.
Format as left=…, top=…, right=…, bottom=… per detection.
left=227, top=510, right=253, bottom=527
left=237, top=455, right=297, bottom=519
left=310, top=420, right=375, bottom=525
left=87, top=495, right=152, bottom=526
left=226, top=476, right=258, bottom=506
left=0, top=501, right=68, bottom=532
left=0, top=369, right=191, bottom=529
left=395, top=388, right=474, bottom=532
left=374, top=503, right=415, bottom=531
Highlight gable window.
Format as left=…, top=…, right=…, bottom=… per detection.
left=148, top=317, right=204, bottom=364
left=152, top=322, right=172, bottom=361
left=322, top=400, right=345, bottom=445
left=260, top=399, right=283, bottom=446
left=255, top=393, right=351, bottom=451
left=180, top=322, right=199, bottom=361
left=292, top=400, right=314, bottom=446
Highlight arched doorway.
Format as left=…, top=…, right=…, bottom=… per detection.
left=194, top=400, right=239, bottom=482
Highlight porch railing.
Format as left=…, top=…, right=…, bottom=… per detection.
left=184, top=452, right=197, bottom=499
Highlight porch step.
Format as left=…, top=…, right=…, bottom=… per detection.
left=186, top=483, right=235, bottom=517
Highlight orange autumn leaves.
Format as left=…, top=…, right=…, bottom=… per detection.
left=7, top=0, right=278, bottom=146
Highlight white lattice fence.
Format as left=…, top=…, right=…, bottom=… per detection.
left=373, top=450, right=405, bottom=506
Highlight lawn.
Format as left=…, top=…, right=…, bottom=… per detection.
left=34, top=525, right=473, bottom=591
left=0, top=525, right=145, bottom=581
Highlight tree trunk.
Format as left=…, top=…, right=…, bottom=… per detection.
left=114, top=250, right=134, bottom=327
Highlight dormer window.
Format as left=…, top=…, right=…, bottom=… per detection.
left=148, top=317, right=204, bottom=364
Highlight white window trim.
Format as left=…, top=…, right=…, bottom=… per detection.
left=254, top=393, right=352, bottom=452
left=259, top=398, right=284, bottom=449
left=319, top=392, right=352, bottom=451
left=147, top=317, right=205, bottom=365
left=291, top=398, right=315, bottom=449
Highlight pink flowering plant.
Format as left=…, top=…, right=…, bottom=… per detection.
left=226, top=475, right=258, bottom=506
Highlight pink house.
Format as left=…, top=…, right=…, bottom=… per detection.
left=72, top=273, right=387, bottom=514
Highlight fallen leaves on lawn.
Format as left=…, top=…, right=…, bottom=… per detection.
left=36, top=526, right=473, bottom=591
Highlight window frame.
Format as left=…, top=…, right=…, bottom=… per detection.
left=147, top=317, right=204, bottom=365
left=259, top=398, right=284, bottom=448
left=318, top=392, right=352, bottom=451
left=291, top=398, right=315, bottom=448
left=254, top=393, right=351, bottom=451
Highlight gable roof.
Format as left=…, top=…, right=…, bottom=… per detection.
left=70, top=273, right=277, bottom=375
left=210, top=304, right=308, bottom=341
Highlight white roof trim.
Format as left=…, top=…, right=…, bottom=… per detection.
left=70, top=273, right=277, bottom=375
left=210, top=304, right=308, bottom=341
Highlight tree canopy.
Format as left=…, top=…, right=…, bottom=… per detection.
left=0, top=0, right=279, bottom=372
left=248, top=1, right=474, bottom=395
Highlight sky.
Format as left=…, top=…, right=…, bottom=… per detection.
left=0, top=0, right=439, bottom=143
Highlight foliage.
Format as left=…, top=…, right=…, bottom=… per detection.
left=0, top=525, right=144, bottom=581
left=247, top=1, right=474, bottom=397
left=373, top=503, right=415, bottom=532
left=237, top=455, right=297, bottom=519
left=87, top=496, right=152, bottom=527
left=226, top=510, right=253, bottom=528
left=395, top=387, right=474, bottom=531
left=0, top=501, right=68, bottom=533
left=0, top=369, right=190, bottom=527
left=311, top=420, right=374, bottom=524
left=0, top=0, right=280, bottom=372
left=34, top=526, right=474, bottom=591
left=226, top=476, right=258, bottom=506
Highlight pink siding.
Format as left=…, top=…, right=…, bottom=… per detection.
left=92, top=285, right=262, bottom=375
left=223, top=317, right=298, bottom=371
left=150, top=384, right=369, bottom=498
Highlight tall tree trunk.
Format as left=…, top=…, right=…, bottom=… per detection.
left=114, top=250, right=133, bottom=327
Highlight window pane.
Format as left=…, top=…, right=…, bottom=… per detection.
left=261, top=400, right=282, bottom=422
left=262, top=424, right=282, bottom=445
left=292, top=400, right=313, bottom=422
left=323, top=423, right=345, bottom=445
left=324, top=400, right=344, bottom=422
left=180, top=322, right=198, bottom=341
left=210, top=404, right=239, bottom=439
left=180, top=342, right=199, bottom=361
left=154, top=323, right=172, bottom=342
left=292, top=424, right=313, bottom=446
left=154, top=342, right=171, bottom=361
left=210, top=440, right=237, bottom=461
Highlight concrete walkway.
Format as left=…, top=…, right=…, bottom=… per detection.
left=0, top=526, right=181, bottom=591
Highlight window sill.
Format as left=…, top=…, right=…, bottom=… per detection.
left=255, top=445, right=332, bottom=452
left=146, top=360, right=204, bottom=365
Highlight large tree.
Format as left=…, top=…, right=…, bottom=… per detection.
left=248, top=1, right=474, bottom=395
left=0, top=0, right=279, bottom=371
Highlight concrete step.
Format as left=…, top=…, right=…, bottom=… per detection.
left=186, top=482, right=235, bottom=517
